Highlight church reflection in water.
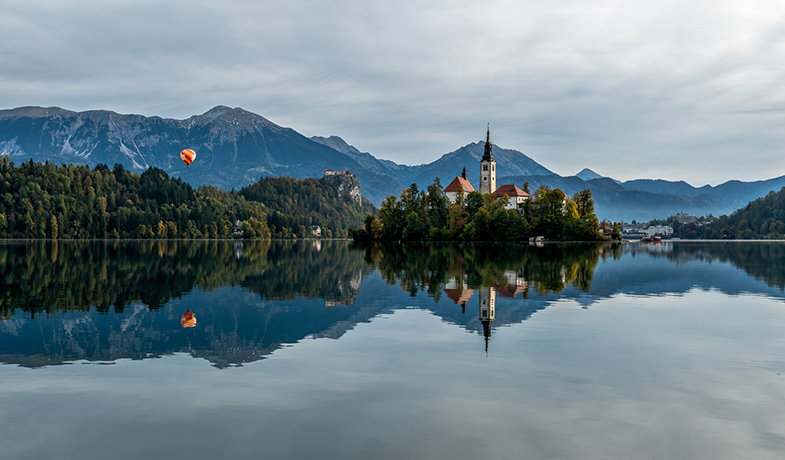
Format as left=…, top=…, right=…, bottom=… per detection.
left=479, top=286, right=495, bottom=354
left=444, top=271, right=530, bottom=353
left=10, top=239, right=781, bottom=367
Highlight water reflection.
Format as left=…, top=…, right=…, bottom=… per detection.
left=0, top=239, right=370, bottom=316
left=180, top=309, right=196, bottom=328
left=0, top=240, right=783, bottom=367
left=479, top=286, right=495, bottom=354
left=631, top=240, right=785, bottom=290
left=362, top=242, right=604, bottom=299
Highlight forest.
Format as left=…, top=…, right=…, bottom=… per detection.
left=350, top=179, right=606, bottom=241
left=651, top=187, right=785, bottom=239
left=0, top=158, right=374, bottom=239
left=239, top=175, right=375, bottom=238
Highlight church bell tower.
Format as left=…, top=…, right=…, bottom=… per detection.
left=480, top=125, right=496, bottom=194
left=479, top=286, right=496, bottom=354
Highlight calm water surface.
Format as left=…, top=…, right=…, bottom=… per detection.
left=1, top=240, right=785, bottom=459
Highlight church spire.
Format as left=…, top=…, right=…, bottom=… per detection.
left=479, top=124, right=496, bottom=194
left=482, top=124, right=493, bottom=162
left=479, top=286, right=496, bottom=356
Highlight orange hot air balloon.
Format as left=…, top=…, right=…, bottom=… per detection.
left=180, top=149, right=196, bottom=167
left=181, top=309, right=196, bottom=328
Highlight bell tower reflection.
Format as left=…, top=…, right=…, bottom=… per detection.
left=479, top=286, right=496, bottom=354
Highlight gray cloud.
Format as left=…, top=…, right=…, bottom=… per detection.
left=2, top=0, right=784, bottom=185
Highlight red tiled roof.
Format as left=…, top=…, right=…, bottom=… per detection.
left=493, top=184, right=529, bottom=198
left=444, top=176, right=475, bottom=192
left=444, top=288, right=474, bottom=304
left=494, top=284, right=528, bottom=298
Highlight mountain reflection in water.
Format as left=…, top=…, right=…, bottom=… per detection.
left=0, top=240, right=783, bottom=368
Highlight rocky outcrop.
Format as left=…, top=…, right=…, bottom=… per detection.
left=322, top=172, right=362, bottom=204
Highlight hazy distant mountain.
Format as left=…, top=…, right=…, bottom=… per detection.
left=621, top=176, right=785, bottom=207
left=576, top=168, right=603, bottom=181
left=575, top=168, right=623, bottom=184
left=309, top=135, right=413, bottom=196
left=405, top=141, right=554, bottom=191
left=310, top=135, right=414, bottom=177
left=499, top=174, right=739, bottom=222
left=311, top=136, right=554, bottom=193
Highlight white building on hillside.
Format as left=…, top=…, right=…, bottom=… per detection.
left=648, top=225, right=674, bottom=237
left=672, top=212, right=699, bottom=224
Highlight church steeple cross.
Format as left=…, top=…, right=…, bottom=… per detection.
left=482, top=124, right=493, bottom=162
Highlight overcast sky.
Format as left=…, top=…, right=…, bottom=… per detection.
left=2, top=0, right=784, bottom=185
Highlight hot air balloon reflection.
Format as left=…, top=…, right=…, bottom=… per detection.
left=180, top=149, right=196, bottom=167
left=181, top=309, right=196, bottom=328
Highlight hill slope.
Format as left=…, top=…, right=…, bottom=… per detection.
left=0, top=158, right=374, bottom=239
left=0, top=106, right=397, bottom=204
left=692, top=187, right=785, bottom=239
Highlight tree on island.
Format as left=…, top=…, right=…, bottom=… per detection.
left=350, top=179, right=605, bottom=242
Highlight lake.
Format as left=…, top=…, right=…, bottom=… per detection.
left=1, top=240, right=785, bottom=459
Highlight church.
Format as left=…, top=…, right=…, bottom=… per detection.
left=443, top=126, right=531, bottom=213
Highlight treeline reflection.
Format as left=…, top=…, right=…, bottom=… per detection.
left=2, top=240, right=783, bottom=318
left=357, top=242, right=607, bottom=299
left=1, top=240, right=784, bottom=367
left=628, top=241, right=785, bottom=291
left=0, top=240, right=370, bottom=317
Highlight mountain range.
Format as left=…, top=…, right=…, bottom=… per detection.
left=1, top=105, right=783, bottom=221
left=0, top=106, right=399, bottom=204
